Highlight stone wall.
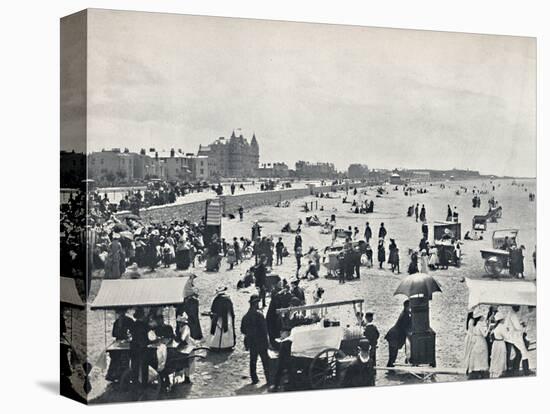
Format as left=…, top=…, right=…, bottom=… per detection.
left=119, top=183, right=357, bottom=223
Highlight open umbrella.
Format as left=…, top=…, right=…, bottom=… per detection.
left=394, top=273, right=442, bottom=299
left=112, top=223, right=130, bottom=232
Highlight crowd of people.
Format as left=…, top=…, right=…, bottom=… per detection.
left=464, top=305, right=534, bottom=379
left=62, top=178, right=536, bottom=397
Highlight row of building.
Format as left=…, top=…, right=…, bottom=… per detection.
left=62, top=131, right=346, bottom=187
left=61, top=131, right=483, bottom=188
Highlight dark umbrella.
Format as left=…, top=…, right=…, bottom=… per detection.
left=394, top=273, right=442, bottom=299
left=112, top=223, right=130, bottom=232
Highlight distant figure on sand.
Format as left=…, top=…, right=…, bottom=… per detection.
left=377, top=240, right=386, bottom=269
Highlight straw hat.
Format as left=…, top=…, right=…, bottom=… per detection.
left=112, top=232, right=121, bottom=239
left=494, top=311, right=505, bottom=322
left=215, top=285, right=227, bottom=295
left=176, top=312, right=189, bottom=323
left=473, top=307, right=484, bottom=319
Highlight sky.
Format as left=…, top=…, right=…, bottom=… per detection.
left=62, top=9, right=536, bottom=177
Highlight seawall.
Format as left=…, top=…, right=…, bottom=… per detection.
left=119, top=183, right=355, bottom=223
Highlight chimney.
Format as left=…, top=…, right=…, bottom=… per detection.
left=170, top=148, right=175, bottom=158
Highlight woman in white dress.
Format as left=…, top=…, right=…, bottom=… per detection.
left=464, top=307, right=489, bottom=379
left=175, top=312, right=195, bottom=384
left=489, top=311, right=507, bottom=378
left=420, top=251, right=429, bottom=274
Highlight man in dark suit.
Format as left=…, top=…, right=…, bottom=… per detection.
left=384, top=300, right=411, bottom=367
left=254, top=255, right=268, bottom=308
left=378, top=223, right=387, bottom=240
left=241, top=294, right=270, bottom=384
left=365, top=221, right=372, bottom=243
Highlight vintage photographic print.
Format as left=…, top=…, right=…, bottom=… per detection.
left=60, top=9, right=536, bottom=404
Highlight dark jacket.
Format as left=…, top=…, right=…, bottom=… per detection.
left=112, top=315, right=134, bottom=341
left=364, top=226, right=372, bottom=240
left=364, top=324, right=380, bottom=348
left=385, top=310, right=411, bottom=348
left=241, top=308, right=269, bottom=351
left=210, top=294, right=235, bottom=335
left=254, top=262, right=267, bottom=287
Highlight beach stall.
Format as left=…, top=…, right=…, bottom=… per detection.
left=90, top=277, right=207, bottom=391
left=464, top=278, right=536, bottom=310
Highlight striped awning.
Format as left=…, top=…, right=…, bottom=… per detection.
left=60, top=276, right=85, bottom=308
left=90, top=277, right=187, bottom=309
left=206, top=199, right=222, bottom=226
left=465, top=278, right=536, bottom=309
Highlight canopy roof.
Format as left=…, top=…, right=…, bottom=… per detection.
left=465, top=278, right=536, bottom=309
left=90, top=277, right=186, bottom=309
left=277, top=299, right=364, bottom=315
left=60, top=277, right=85, bottom=308
left=492, top=229, right=519, bottom=239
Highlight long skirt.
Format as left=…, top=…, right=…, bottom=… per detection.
left=465, top=335, right=489, bottom=373
left=489, top=340, right=507, bottom=378
left=175, top=249, right=191, bottom=270
left=208, top=317, right=236, bottom=351
left=181, top=297, right=203, bottom=340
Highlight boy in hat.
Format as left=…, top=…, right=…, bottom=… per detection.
left=240, top=294, right=270, bottom=384
left=363, top=312, right=380, bottom=366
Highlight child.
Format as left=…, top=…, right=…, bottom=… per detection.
left=162, top=242, right=172, bottom=268
left=363, top=312, right=380, bottom=366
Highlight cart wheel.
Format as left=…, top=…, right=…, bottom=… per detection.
left=484, top=259, right=503, bottom=277
left=309, top=348, right=347, bottom=389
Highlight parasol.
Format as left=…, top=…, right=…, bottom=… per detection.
left=394, top=272, right=442, bottom=299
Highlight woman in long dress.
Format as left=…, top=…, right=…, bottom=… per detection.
left=175, top=240, right=191, bottom=270
left=489, top=311, right=508, bottom=378
left=208, top=286, right=236, bottom=351
left=464, top=308, right=489, bottom=379
left=388, top=239, right=399, bottom=273
left=420, top=251, right=429, bottom=274
left=178, top=274, right=203, bottom=340
left=105, top=233, right=124, bottom=279
left=377, top=240, right=386, bottom=269
left=175, top=313, right=196, bottom=384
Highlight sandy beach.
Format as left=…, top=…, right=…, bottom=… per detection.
left=68, top=178, right=536, bottom=402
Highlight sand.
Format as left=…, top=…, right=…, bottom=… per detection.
left=65, top=178, right=536, bottom=402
